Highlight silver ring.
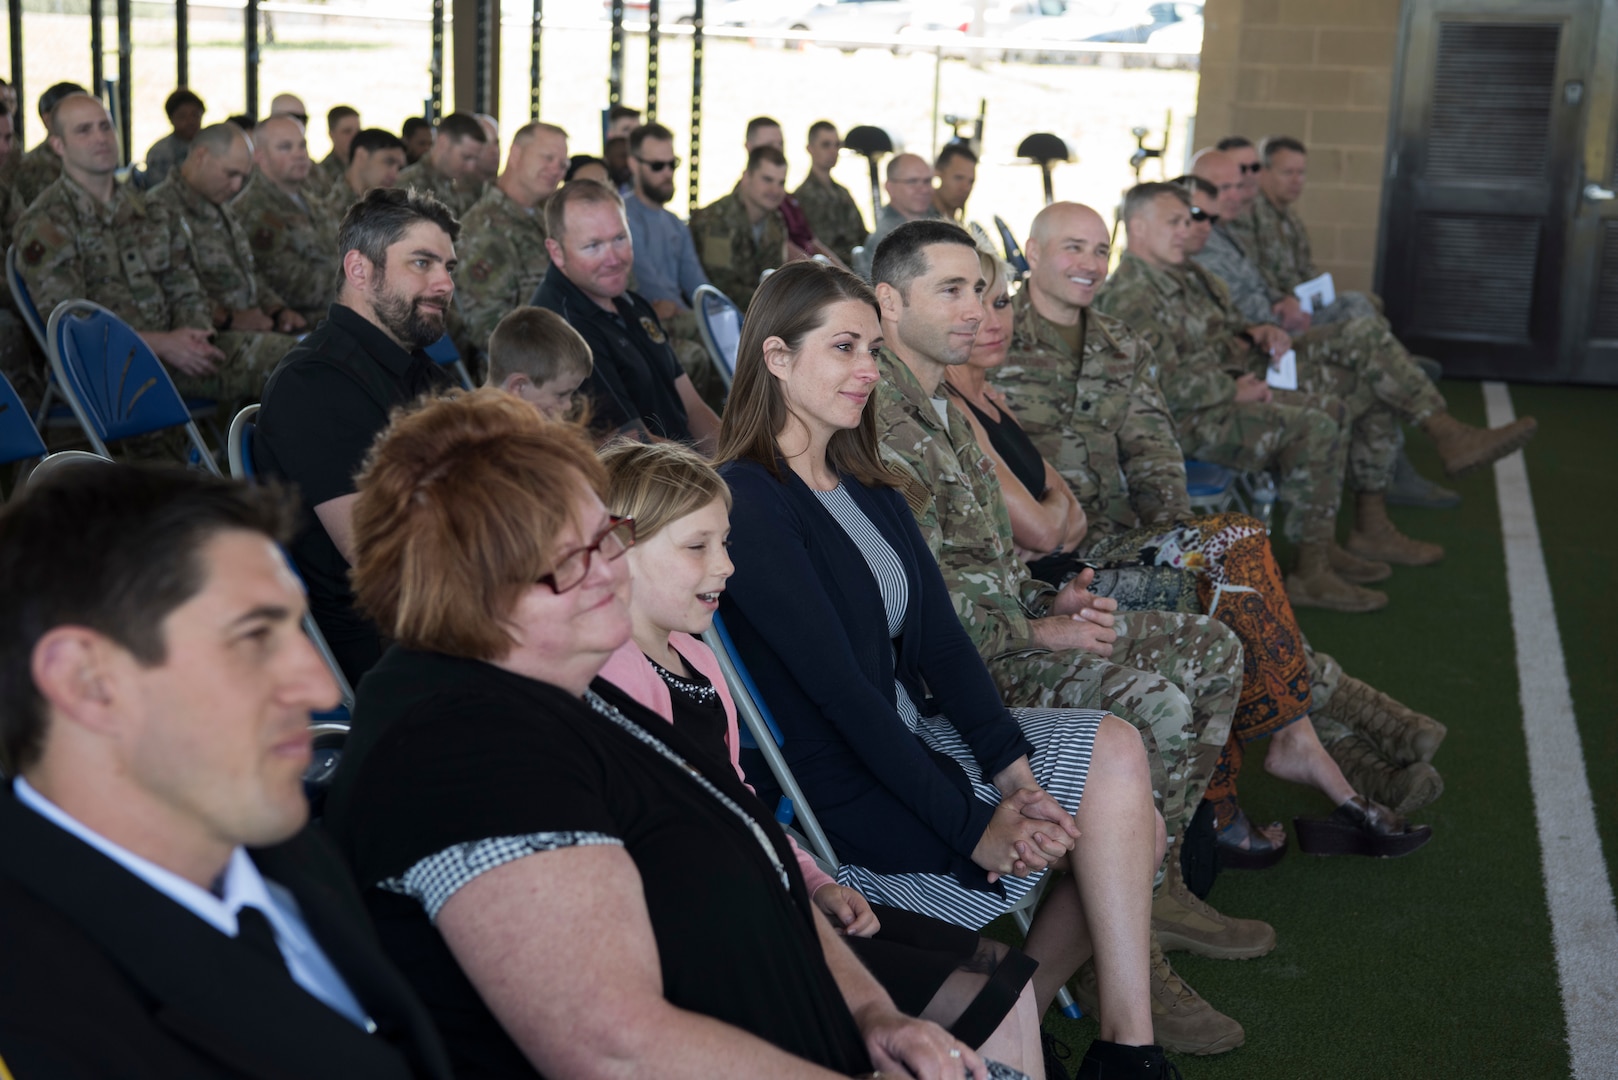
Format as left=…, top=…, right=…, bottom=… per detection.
left=948, top=1049, right=962, bottom=1059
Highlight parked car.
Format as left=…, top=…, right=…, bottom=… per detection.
left=894, top=0, right=1068, bottom=56
left=712, top=0, right=921, bottom=51
left=998, top=0, right=1199, bottom=62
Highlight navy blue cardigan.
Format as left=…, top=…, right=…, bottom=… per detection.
left=718, top=459, right=1035, bottom=891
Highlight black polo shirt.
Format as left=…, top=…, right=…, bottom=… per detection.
left=530, top=263, right=692, bottom=441
left=254, top=304, right=455, bottom=685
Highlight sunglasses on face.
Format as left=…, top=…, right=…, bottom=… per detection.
left=1238, top=162, right=1263, bottom=175
left=1189, top=207, right=1220, bottom=225
left=636, top=156, right=680, bottom=173
left=537, top=516, right=637, bottom=594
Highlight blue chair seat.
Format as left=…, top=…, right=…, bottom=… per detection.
left=1185, top=458, right=1235, bottom=498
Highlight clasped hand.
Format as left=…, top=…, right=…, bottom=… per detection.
left=971, top=786, right=1078, bottom=882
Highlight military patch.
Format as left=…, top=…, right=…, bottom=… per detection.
left=470, top=259, right=493, bottom=283
left=21, top=240, right=45, bottom=266
left=252, top=227, right=275, bottom=251
left=639, top=316, right=667, bottom=344
left=703, top=233, right=733, bottom=270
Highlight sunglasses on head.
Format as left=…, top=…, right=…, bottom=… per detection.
left=1238, top=162, right=1262, bottom=175
left=1189, top=207, right=1220, bottom=225
left=636, top=155, right=680, bottom=173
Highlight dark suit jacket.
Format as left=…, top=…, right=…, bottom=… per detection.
left=716, top=460, right=1033, bottom=890
left=0, top=785, right=454, bottom=1080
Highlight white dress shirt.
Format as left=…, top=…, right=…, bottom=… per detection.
left=15, top=777, right=374, bottom=1030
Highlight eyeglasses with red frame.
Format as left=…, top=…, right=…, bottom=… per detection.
left=537, top=516, right=636, bottom=594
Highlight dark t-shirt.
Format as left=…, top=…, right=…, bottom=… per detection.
left=951, top=387, right=1048, bottom=500
left=323, top=647, right=870, bottom=1079
left=530, top=264, right=692, bottom=442
left=254, top=305, right=454, bottom=683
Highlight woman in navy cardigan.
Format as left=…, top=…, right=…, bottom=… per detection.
left=715, top=261, right=1173, bottom=1079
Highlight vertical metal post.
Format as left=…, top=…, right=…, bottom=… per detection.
left=646, top=0, right=659, bottom=121
left=245, top=0, right=260, bottom=118
left=176, top=0, right=189, bottom=87
left=8, top=0, right=23, bottom=145
left=117, top=0, right=132, bottom=163
left=474, top=0, right=491, bottom=114
left=930, top=44, right=942, bottom=162
left=688, top=0, right=702, bottom=215
left=91, top=0, right=106, bottom=94
left=430, top=0, right=445, bottom=122
left=608, top=0, right=624, bottom=106
left=529, top=0, right=543, bottom=120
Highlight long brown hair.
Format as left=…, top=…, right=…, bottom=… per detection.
left=714, top=260, right=897, bottom=488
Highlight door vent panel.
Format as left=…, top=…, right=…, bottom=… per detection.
left=1428, top=21, right=1561, bottom=183
left=1594, top=223, right=1618, bottom=340
left=1409, top=214, right=1539, bottom=340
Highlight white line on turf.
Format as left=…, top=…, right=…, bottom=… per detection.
left=1484, top=381, right=1618, bottom=1079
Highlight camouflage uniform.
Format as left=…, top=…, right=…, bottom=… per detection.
left=308, top=151, right=344, bottom=197
left=874, top=350, right=1240, bottom=844
left=1283, top=316, right=1445, bottom=492
left=7, top=142, right=62, bottom=223
left=141, top=132, right=192, bottom=188
left=321, top=176, right=365, bottom=223
left=1249, top=193, right=1380, bottom=325
left=396, top=158, right=479, bottom=218
left=793, top=173, right=867, bottom=266
left=1191, top=220, right=1283, bottom=326
left=1094, top=251, right=1346, bottom=544
left=147, top=172, right=290, bottom=321
left=688, top=187, right=786, bottom=312
left=453, top=185, right=551, bottom=355
left=230, top=172, right=341, bottom=327
left=14, top=175, right=292, bottom=409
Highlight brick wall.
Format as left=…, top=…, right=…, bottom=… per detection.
left=1196, top=0, right=1403, bottom=292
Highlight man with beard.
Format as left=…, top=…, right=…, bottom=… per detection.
left=253, top=188, right=459, bottom=685
left=456, top=121, right=569, bottom=354
left=620, top=122, right=726, bottom=409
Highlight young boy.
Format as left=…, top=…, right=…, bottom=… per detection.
left=485, top=306, right=594, bottom=420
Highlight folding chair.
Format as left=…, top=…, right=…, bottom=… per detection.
left=0, top=369, right=48, bottom=470
left=46, top=300, right=222, bottom=472
left=992, top=216, right=1031, bottom=278
left=25, top=449, right=113, bottom=488
left=1184, top=458, right=1238, bottom=515
left=425, top=332, right=475, bottom=391
left=703, top=612, right=1082, bottom=1018
left=227, top=402, right=357, bottom=715
left=692, top=284, right=743, bottom=389
left=7, top=244, right=89, bottom=435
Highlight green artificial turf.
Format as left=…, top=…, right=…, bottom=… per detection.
left=1000, top=381, right=1591, bottom=1078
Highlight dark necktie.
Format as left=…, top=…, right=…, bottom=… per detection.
left=235, top=905, right=290, bottom=976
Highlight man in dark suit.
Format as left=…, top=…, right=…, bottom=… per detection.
left=0, top=463, right=453, bottom=1080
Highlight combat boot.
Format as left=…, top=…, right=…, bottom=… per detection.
left=1328, top=733, right=1445, bottom=815
left=1152, top=855, right=1276, bottom=959
left=1387, top=448, right=1461, bottom=509
left=1319, top=674, right=1447, bottom=764
left=1345, top=493, right=1444, bottom=566
left=1286, top=542, right=1388, bottom=612
left=1070, top=938, right=1245, bottom=1056
left=1328, top=541, right=1391, bottom=583
left=1421, top=410, right=1539, bottom=477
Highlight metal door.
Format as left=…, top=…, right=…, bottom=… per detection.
left=1567, top=3, right=1618, bottom=382
left=1378, top=0, right=1611, bottom=382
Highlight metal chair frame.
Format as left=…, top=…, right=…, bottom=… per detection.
left=703, top=612, right=1081, bottom=1018
left=227, top=403, right=357, bottom=714
left=692, top=283, right=743, bottom=389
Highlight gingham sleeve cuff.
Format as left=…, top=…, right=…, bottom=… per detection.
left=379, top=831, right=623, bottom=921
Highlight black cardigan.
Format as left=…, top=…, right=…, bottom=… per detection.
left=718, top=459, right=1034, bottom=891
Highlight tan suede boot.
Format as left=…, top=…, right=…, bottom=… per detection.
left=1422, top=410, right=1539, bottom=477
left=1345, top=493, right=1444, bottom=566
left=1319, top=674, right=1448, bottom=764
left=1286, top=542, right=1388, bottom=612
left=1328, top=541, right=1392, bottom=584
left=1329, top=734, right=1445, bottom=815
left=1070, top=937, right=1245, bottom=1056
left=1152, top=856, right=1276, bottom=960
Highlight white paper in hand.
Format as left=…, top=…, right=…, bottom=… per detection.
left=1293, top=272, right=1335, bottom=314
left=1266, top=349, right=1298, bottom=390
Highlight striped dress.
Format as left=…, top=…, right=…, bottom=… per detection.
left=812, top=484, right=1103, bottom=930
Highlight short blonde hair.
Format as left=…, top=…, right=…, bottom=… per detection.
left=486, top=306, right=593, bottom=388
left=351, top=389, right=607, bottom=660
left=599, top=439, right=731, bottom=543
